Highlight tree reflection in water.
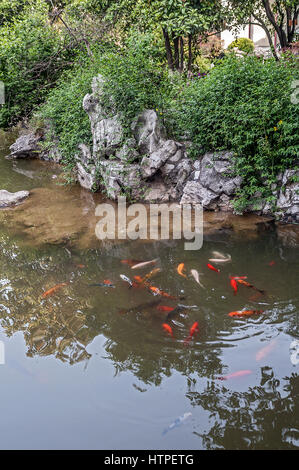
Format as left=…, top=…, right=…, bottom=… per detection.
left=187, top=368, right=299, bottom=449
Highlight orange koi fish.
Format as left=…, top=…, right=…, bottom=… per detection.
left=255, top=339, right=277, bottom=362
left=76, top=264, right=86, bottom=269
left=157, top=306, right=175, bottom=312
left=237, top=279, right=265, bottom=295
left=162, top=323, right=173, bottom=338
left=218, top=370, right=252, bottom=380
left=228, top=309, right=264, bottom=317
left=142, top=268, right=161, bottom=282
left=207, top=263, right=220, bottom=273
left=230, top=278, right=238, bottom=295
left=177, top=263, right=187, bottom=278
left=268, top=261, right=275, bottom=266
left=148, top=285, right=177, bottom=299
left=42, top=283, right=67, bottom=299
left=184, top=321, right=199, bottom=345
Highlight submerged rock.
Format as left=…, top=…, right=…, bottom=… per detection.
left=0, top=189, right=29, bottom=208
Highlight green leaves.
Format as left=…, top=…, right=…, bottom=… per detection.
left=170, top=54, right=299, bottom=209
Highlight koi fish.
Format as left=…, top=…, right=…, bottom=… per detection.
left=133, top=275, right=146, bottom=284
left=131, top=259, right=158, bottom=270
left=207, top=263, right=220, bottom=273
left=228, top=309, right=264, bottom=317
left=184, top=321, right=199, bottom=345
left=142, top=268, right=161, bottom=282
left=209, top=254, right=231, bottom=264
left=120, top=274, right=133, bottom=288
left=190, top=269, right=204, bottom=288
left=211, top=251, right=228, bottom=259
left=236, top=279, right=265, bottom=295
left=230, top=275, right=248, bottom=280
left=162, top=412, right=192, bottom=436
left=177, top=263, right=187, bottom=278
left=148, top=285, right=177, bottom=299
left=218, top=370, right=252, bottom=380
left=121, top=259, right=142, bottom=267
left=89, top=280, right=115, bottom=288
left=76, top=264, right=86, bottom=269
left=230, top=278, right=238, bottom=295
left=119, top=299, right=161, bottom=315
left=162, top=323, right=173, bottom=338
left=268, top=261, right=275, bottom=266
left=157, top=305, right=175, bottom=312
left=255, top=339, right=277, bottom=362
left=42, top=283, right=67, bottom=299
left=166, top=305, right=186, bottom=322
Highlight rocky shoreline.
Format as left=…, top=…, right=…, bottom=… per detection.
left=4, top=74, right=299, bottom=223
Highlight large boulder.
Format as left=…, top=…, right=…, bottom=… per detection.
left=275, top=169, right=299, bottom=223
left=9, top=132, right=42, bottom=159
left=0, top=190, right=30, bottom=208
left=99, top=161, right=144, bottom=200
left=131, top=109, right=166, bottom=155
left=140, top=140, right=179, bottom=178
left=180, top=152, right=242, bottom=210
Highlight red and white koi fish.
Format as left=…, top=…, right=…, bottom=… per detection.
left=42, top=283, right=68, bottom=299
left=207, top=263, right=220, bottom=273
left=218, top=369, right=252, bottom=380
left=255, top=339, right=277, bottom=362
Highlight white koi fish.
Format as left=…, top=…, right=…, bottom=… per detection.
left=162, top=412, right=192, bottom=436
left=190, top=269, right=205, bottom=288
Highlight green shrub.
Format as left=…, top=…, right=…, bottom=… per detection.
left=193, top=56, right=212, bottom=73
left=0, top=1, right=75, bottom=128
left=39, top=32, right=172, bottom=167
left=228, top=37, right=255, bottom=54
left=170, top=54, right=299, bottom=210
left=99, top=32, right=172, bottom=128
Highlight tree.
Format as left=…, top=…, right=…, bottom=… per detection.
left=227, top=0, right=299, bottom=60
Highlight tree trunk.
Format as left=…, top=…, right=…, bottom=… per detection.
left=187, top=34, right=193, bottom=73
left=162, top=28, right=174, bottom=70
left=179, top=36, right=184, bottom=72
left=173, top=36, right=180, bottom=71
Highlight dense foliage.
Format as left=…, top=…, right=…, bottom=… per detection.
left=0, top=0, right=298, bottom=210
left=170, top=54, right=299, bottom=209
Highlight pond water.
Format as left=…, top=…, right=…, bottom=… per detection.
left=0, top=131, right=298, bottom=450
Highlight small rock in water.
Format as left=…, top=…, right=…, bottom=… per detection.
left=0, top=189, right=29, bottom=208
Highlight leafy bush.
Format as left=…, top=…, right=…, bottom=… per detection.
left=38, top=53, right=102, bottom=169
left=193, top=56, right=212, bottom=73
left=170, top=54, right=299, bottom=209
left=0, top=1, right=75, bottom=127
left=39, top=32, right=172, bottom=167
left=99, top=32, right=172, bottom=128
left=228, top=37, right=255, bottom=54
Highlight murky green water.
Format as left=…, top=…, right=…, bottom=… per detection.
left=0, top=131, right=298, bottom=450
